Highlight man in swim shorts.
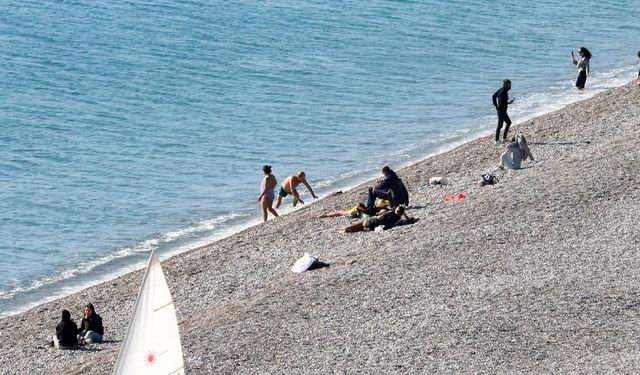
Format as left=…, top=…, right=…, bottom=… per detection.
left=275, top=171, right=319, bottom=208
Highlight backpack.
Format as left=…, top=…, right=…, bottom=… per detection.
left=480, top=173, right=499, bottom=187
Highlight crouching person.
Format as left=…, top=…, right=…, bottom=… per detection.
left=499, top=137, right=523, bottom=170
left=78, top=302, right=104, bottom=345
left=498, top=134, right=534, bottom=171
left=52, top=309, right=79, bottom=349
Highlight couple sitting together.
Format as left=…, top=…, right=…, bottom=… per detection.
left=52, top=302, right=104, bottom=350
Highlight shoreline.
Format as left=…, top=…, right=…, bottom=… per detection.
left=1, top=64, right=635, bottom=319
left=1, top=71, right=629, bottom=319
left=2, top=80, right=640, bottom=373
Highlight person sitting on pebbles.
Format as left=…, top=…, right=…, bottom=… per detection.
left=77, top=302, right=104, bottom=345
left=52, top=309, right=79, bottom=350
left=340, top=206, right=416, bottom=233
left=497, top=135, right=534, bottom=171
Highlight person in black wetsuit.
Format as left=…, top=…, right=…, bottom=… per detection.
left=637, top=50, right=640, bottom=83
left=492, top=79, right=515, bottom=145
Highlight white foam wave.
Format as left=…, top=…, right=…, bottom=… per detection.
left=0, top=212, right=255, bottom=317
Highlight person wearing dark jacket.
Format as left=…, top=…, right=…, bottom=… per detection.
left=340, top=206, right=416, bottom=233
left=366, top=166, right=398, bottom=207
left=78, top=302, right=104, bottom=344
left=53, top=309, right=78, bottom=349
left=492, top=79, right=515, bottom=145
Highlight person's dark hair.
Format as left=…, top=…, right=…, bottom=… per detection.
left=637, top=50, right=640, bottom=58
left=382, top=165, right=391, bottom=175
left=85, top=302, right=95, bottom=314
left=61, top=309, right=71, bottom=321
left=502, top=79, right=511, bottom=88
left=578, top=47, right=592, bottom=59
left=262, top=165, right=271, bottom=174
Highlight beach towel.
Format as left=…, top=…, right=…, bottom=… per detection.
left=291, top=254, right=319, bottom=273
left=444, top=193, right=466, bottom=201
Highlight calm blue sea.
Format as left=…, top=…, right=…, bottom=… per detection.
left=1, top=0, right=639, bottom=316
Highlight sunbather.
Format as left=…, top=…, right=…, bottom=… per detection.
left=319, top=199, right=390, bottom=218
left=340, top=206, right=415, bottom=233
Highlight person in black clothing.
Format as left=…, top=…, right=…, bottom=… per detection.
left=637, top=50, right=640, bottom=83
left=52, top=309, right=79, bottom=349
left=340, top=206, right=415, bottom=233
left=366, top=166, right=399, bottom=207
left=492, top=79, right=515, bottom=145
left=77, top=302, right=104, bottom=345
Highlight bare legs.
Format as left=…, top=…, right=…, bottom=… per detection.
left=340, top=221, right=365, bottom=233
left=261, top=197, right=278, bottom=222
left=319, top=210, right=350, bottom=218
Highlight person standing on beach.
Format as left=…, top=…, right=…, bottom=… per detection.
left=258, top=165, right=279, bottom=222
left=571, top=47, right=591, bottom=90
left=275, top=171, right=318, bottom=208
left=492, top=79, right=515, bottom=145
left=77, top=302, right=104, bottom=345
left=52, top=309, right=79, bottom=349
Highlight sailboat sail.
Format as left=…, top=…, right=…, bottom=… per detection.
left=113, top=250, right=186, bottom=374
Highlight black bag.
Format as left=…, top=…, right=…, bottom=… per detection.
left=480, top=173, right=499, bottom=187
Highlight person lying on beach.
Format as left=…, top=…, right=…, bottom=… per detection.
left=258, top=165, right=279, bottom=222
left=498, top=137, right=524, bottom=170
left=340, top=206, right=416, bottom=233
left=275, top=171, right=318, bottom=208
left=319, top=199, right=390, bottom=219
left=366, top=166, right=398, bottom=206
left=52, top=309, right=79, bottom=350
left=77, top=302, right=104, bottom=345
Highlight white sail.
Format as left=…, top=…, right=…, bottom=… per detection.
left=113, top=250, right=185, bottom=375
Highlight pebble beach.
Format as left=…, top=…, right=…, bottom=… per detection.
left=1, top=81, right=640, bottom=374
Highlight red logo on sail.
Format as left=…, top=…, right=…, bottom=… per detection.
left=145, top=351, right=156, bottom=366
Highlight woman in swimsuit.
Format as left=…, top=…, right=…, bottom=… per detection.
left=571, top=47, right=592, bottom=90
left=258, top=165, right=279, bottom=222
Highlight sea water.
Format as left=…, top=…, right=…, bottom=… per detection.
left=1, top=0, right=639, bottom=316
